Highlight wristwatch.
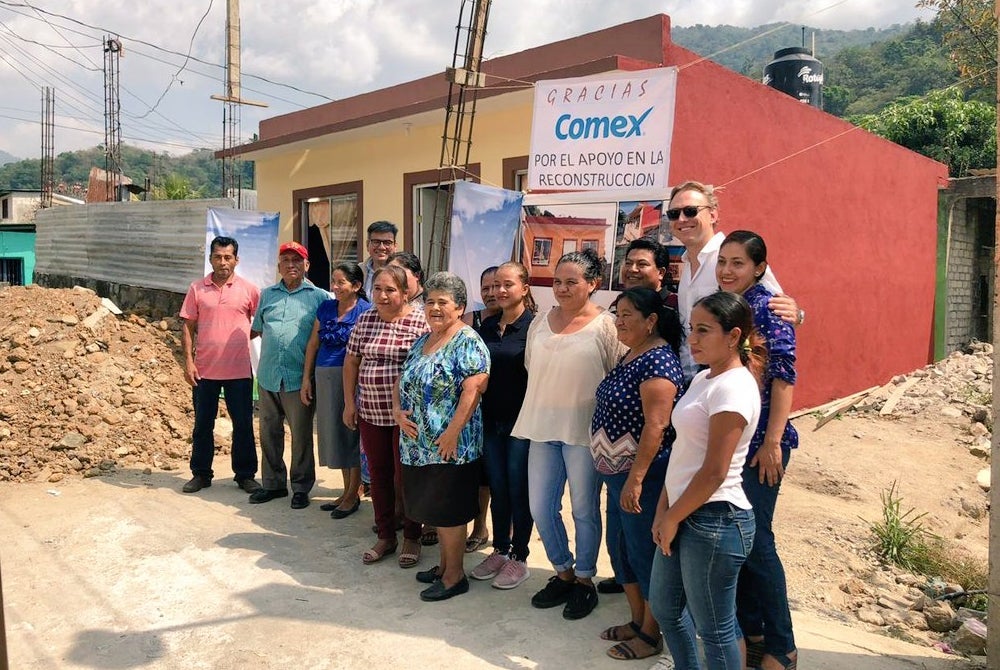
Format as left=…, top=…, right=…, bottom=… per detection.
left=796, top=309, right=805, bottom=326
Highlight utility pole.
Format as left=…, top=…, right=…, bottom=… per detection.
left=40, top=87, right=54, bottom=208
left=211, top=0, right=266, bottom=209
left=990, top=0, right=1000, bottom=665
left=103, top=37, right=123, bottom=202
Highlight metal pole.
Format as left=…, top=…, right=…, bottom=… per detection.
left=989, top=1, right=1000, bottom=664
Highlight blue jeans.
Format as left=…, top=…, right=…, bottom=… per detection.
left=483, top=420, right=533, bottom=561
left=649, top=502, right=755, bottom=669
left=604, top=478, right=624, bottom=583
left=737, top=451, right=795, bottom=657
left=528, top=440, right=602, bottom=578
left=601, top=454, right=668, bottom=598
left=190, top=378, right=257, bottom=480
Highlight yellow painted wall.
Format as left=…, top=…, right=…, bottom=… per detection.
left=253, top=99, right=534, bottom=248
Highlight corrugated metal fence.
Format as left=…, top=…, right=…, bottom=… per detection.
left=35, top=199, right=235, bottom=293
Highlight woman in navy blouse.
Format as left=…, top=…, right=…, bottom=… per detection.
left=716, top=231, right=798, bottom=670
left=301, top=261, right=372, bottom=519
left=590, top=287, right=683, bottom=661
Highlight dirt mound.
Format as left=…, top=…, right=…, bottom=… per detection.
left=0, top=285, right=195, bottom=482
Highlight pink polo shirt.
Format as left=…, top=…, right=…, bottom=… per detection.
left=179, top=273, right=260, bottom=380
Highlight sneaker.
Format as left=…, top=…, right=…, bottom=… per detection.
left=470, top=550, right=509, bottom=581
left=531, top=575, right=576, bottom=609
left=649, top=653, right=675, bottom=669
left=562, top=582, right=599, bottom=620
left=492, top=558, right=530, bottom=590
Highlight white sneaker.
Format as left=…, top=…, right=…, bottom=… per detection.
left=470, top=550, right=508, bottom=580
left=491, top=558, right=530, bottom=590
left=649, top=653, right=675, bottom=669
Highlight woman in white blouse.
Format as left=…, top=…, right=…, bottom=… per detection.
left=513, top=248, right=626, bottom=621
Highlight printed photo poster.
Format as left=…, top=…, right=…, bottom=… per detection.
left=528, top=67, right=677, bottom=192
left=206, top=207, right=280, bottom=372
left=611, top=200, right=667, bottom=291
left=448, top=181, right=524, bottom=312
left=521, top=201, right=617, bottom=293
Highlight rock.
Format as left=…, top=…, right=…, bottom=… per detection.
left=84, top=343, right=101, bottom=354
left=68, top=458, right=83, bottom=471
left=27, top=327, right=40, bottom=338
left=956, top=607, right=987, bottom=623
left=7, top=347, right=30, bottom=362
left=857, top=607, right=885, bottom=625
left=952, top=619, right=987, bottom=655
left=60, top=314, right=79, bottom=325
left=840, top=577, right=870, bottom=596
left=969, top=442, right=990, bottom=459
left=101, top=412, right=122, bottom=425
left=83, top=467, right=101, bottom=478
left=54, top=432, right=86, bottom=450
left=876, top=592, right=911, bottom=610
left=12, top=361, right=31, bottom=373
left=924, top=601, right=956, bottom=632
left=904, top=611, right=929, bottom=630
left=941, top=406, right=963, bottom=418
left=977, top=468, right=991, bottom=491
left=969, top=422, right=989, bottom=438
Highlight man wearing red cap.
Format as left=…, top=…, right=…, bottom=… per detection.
left=249, top=240, right=328, bottom=509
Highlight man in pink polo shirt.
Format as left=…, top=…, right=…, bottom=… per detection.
left=179, top=235, right=262, bottom=494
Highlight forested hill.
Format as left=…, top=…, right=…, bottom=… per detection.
left=671, top=22, right=910, bottom=76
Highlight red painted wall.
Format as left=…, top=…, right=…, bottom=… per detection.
left=663, top=41, right=949, bottom=408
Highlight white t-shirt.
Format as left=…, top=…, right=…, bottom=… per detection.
left=677, top=231, right=782, bottom=381
left=665, top=366, right=761, bottom=510
left=512, top=308, right=625, bottom=447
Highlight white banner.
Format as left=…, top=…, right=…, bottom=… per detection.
left=206, top=207, right=280, bottom=373
left=528, top=67, right=677, bottom=192
left=448, top=181, right=523, bottom=312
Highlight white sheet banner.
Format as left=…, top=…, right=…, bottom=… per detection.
left=206, top=207, right=280, bottom=373
left=528, top=67, right=677, bottom=192
left=448, top=181, right=524, bottom=312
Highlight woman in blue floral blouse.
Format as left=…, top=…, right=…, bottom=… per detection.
left=393, top=271, right=490, bottom=602
left=716, top=230, right=799, bottom=670
left=301, top=261, right=371, bottom=519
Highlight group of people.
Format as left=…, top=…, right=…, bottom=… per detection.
left=178, top=181, right=803, bottom=669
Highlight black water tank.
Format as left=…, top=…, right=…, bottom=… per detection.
left=763, top=47, right=823, bottom=108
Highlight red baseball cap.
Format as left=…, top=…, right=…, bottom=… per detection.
left=278, top=241, right=308, bottom=260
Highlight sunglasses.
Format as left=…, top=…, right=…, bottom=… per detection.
left=664, top=205, right=711, bottom=221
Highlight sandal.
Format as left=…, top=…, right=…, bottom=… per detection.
left=420, top=528, right=439, bottom=546
left=606, top=629, right=663, bottom=661
left=464, top=533, right=489, bottom=553
left=398, top=539, right=421, bottom=568
left=361, top=540, right=397, bottom=565
left=745, top=638, right=766, bottom=668
left=760, top=652, right=798, bottom=670
left=600, top=621, right=641, bottom=642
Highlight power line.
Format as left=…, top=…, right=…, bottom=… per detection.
left=0, top=111, right=211, bottom=151
left=134, top=0, right=214, bottom=120
left=0, top=0, right=335, bottom=101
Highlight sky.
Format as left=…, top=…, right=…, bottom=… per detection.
left=0, top=0, right=935, bottom=162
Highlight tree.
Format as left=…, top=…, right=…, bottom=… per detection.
left=152, top=173, right=202, bottom=200
left=917, top=0, right=996, bottom=97
left=853, top=88, right=996, bottom=176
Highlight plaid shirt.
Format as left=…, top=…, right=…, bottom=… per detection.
left=346, top=308, right=429, bottom=426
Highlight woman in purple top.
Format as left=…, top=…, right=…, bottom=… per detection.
left=590, top=287, right=683, bottom=661
left=716, top=230, right=798, bottom=670
left=302, top=262, right=372, bottom=519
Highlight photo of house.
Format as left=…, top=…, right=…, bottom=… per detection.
left=521, top=202, right=615, bottom=289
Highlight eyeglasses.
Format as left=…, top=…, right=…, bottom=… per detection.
left=664, top=205, right=712, bottom=221
left=368, top=239, right=395, bottom=248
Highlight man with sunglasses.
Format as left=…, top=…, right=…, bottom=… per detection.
left=361, top=221, right=399, bottom=298
left=667, top=181, right=803, bottom=381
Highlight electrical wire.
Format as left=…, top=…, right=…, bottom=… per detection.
left=134, top=0, right=213, bottom=120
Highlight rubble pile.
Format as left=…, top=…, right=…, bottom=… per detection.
left=0, top=285, right=199, bottom=482
left=840, top=566, right=988, bottom=659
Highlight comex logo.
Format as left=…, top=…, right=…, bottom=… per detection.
left=554, top=107, right=653, bottom=140
left=797, top=66, right=824, bottom=84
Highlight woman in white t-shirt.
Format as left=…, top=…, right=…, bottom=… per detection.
left=512, top=248, right=626, bottom=621
left=648, top=291, right=763, bottom=669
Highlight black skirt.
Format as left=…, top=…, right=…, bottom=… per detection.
left=402, top=459, right=482, bottom=528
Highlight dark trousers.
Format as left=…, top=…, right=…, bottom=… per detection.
left=736, top=450, right=795, bottom=657
left=190, top=377, right=257, bottom=480
left=359, top=419, right=421, bottom=542
left=258, top=388, right=316, bottom=493
left=483, top=420, right=533, bottom=561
